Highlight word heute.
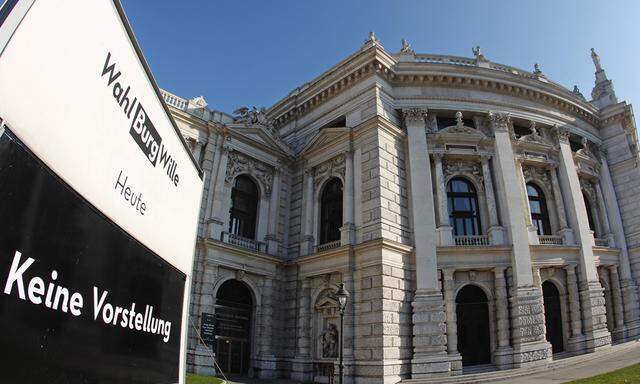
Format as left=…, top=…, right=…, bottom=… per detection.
left=3, top=250, right=172, bottom=343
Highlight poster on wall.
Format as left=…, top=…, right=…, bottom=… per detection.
left=0, top=0, right=204, bottom=383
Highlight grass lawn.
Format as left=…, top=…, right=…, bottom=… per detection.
left=186, top=373, right=226, bottom=384
left=567, top=363, right=640, bottom=383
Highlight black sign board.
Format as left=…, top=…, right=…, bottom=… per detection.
left=200, top=312, right=216, bottom=347
left=215, top=305, right=251, bottom=340
left=0, top=129, right=186, bottom=383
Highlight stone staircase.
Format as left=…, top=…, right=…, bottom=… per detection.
left=402, top=340, right=640, bottom=383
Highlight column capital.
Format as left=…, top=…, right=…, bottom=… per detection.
left=564, top=264, right=578, bottom=274
left=432, top=152, right=444, bottom=161
left=553, top=124, right=571, bottom=144
left=609, top=264, right=620, bottom=274
left=402, top=107, right=428, bottom=124
left=442, top=268, right=455, bottom=280
left=487, top=111, right=511, bottom=132
left=493, top=266, right=506, bottom=276
left=480, top=154, right=492, bottom=163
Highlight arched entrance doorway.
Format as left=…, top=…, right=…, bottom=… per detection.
left=215, top=279, right=253, bottom=376
left=542, top=281, right=564, bottom=353
left=456, top=285, right=491, bottom=366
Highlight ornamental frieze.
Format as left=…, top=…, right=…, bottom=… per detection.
left=443, top=160, right=483, bottom=187
left=523, top=165, right=551, bottom=187
left=225, top=151, right=274, bottom=196
left=314, top=154, right=346, bottom=188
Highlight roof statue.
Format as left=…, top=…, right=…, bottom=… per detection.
left=400, top=38, right=413, bottom=54
left=366, top=31, right=379, bottom=44
left=591, top=48, right=603, bottom=72
left=533, top=63, right=542, bottom=74
left=472, top=45, right=487, bottom=62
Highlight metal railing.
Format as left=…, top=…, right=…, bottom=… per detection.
left=539, top=235, right=563, bottom=246
left=595, top=238, right=609, bottom=247
left=221, top=232, right=267, bottom=253
left=315, top=240, right=342, bottom=253
left=454, top=235, right=490, bottom=247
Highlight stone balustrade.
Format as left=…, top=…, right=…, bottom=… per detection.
left=221, top=232, right=267, bottom=253
left=454, top=235, right=490, bottom=247
left=538, top=235, right=564, bottom=245
left=595, top=238, right=610, bottom=247
left=315, top=240, right=342, bottom=253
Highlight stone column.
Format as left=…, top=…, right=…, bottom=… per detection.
left=609, top=266, right=626, bottom=335
left=488, top=112, right=551, bottom=367
left=442, top=269, right=461, bottom=374
left=340, top=148, right=356, bottom=245
left=300, top=168, right=314, bottom=256
left=403, top=108, right=450, bottom=378
left=292, top=277, right=313, bottom=381
left=594, top=182, right=613, bottom=247
left=207, top=142, right=231, bottom=240
left=353, top=148, right=363, bottom=243
left=482, top=155, right=505, bottom=245
left=599, top=151, right=640, bottom=336
left=257, top=276, right=276, bottom=378
left=494, top=267, right=513, bottom=369
left=565, top=264, right=585, bottom=352
left=555, top=126, right=611, bottom=351
left=516, top=160, right=539, bottom=245
left=266, top=167, right=281, bottom=255
left=434, top=154, right=454, bottom=245
left=549, top=165, right=574, bottom=245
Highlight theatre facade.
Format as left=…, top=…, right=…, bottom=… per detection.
left=163, top=35, right=640, bottom=383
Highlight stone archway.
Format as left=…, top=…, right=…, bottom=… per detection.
left=215, top=279, right=253, bottom=376
left=542, top=281, right=564, bottom=353
left=456, top=284, right=491, bottom=366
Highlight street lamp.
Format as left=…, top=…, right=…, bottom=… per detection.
left=334, top=282, right=349, bottom=384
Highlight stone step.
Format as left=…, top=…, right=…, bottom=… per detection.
left=402, top=340, right=640, bottom=383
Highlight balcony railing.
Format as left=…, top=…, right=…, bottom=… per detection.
left=595, top=238, right=610, bottom=247
left=315, top=240, right=342, bottom=253
left=539, top=235, right=563, bottom=246
left=454, top=235, right=490, bottom=247
left=160, top=89, right=188, bottom=111
left=221, top=232, right=267, bottom=253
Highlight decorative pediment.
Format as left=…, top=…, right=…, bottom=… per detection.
left=519, top=122, right=550, bottom=145
left=227, top=124, right=293, bottom=156
left=301, top=127, right=350, bottom=155
left=225, top=151, right=274, bottom=196
left=439, top=112, right=485, bottom=137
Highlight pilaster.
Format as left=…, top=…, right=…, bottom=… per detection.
left=266, top=166, right=281, bottom=255
left=442, top=269, right=461, bottom=375
left=550, top=165, right=574, bottom=245
left=609, top=266, right=626, bottom=341
left=493, top=267, right=513, bottom=369
left=403, top=108, right=451, bottom=378
left=434, top=153, right=454, bottom=246
left=292, top=277, right=313, bottom=381
left=488, top=112, right=551, bottom=367
left=565, top=264, right=585, bottom=353
left=256, top=276, right=277, bottom=378
left=207, top=142, right=231, bottom=239
left=482, top=155, right=505, bottom=245
left=341, top=147, right=356, bottom=245
left=555, top=126, right=611, bottom=351
left=300, top=168, right=314, bottom=256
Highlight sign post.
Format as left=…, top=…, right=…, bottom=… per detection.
left=0, top=1, right=204, bottom=383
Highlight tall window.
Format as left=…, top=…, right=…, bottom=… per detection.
left=583, top=192, right=596, bottom=233
left=527, top=183, right=551, bottom=235
left=447, top=178, right=481, bottom=236
left=228, top=175, right=259, bottom=239
left=319, top=178, right=343, bottom=244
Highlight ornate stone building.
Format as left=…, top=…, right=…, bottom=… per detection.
left=163, top=35, right=640, bottom=383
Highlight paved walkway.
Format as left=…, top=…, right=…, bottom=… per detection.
left=499, top=343, right=640, bottom=383
left=225, top=341, right=640, bottom=383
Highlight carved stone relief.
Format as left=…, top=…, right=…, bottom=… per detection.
left=443, top=160, right=483, bottom=187
left=225, top=151, right=274, bottom=196
left=314, top=154, right=346, bottom=189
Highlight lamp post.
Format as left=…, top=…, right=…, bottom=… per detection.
left=334, top=282, right=349, bottom=384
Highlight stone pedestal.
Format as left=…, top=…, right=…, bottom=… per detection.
left=579, top=281, right=612, bottom=352
left=290, top=359, right=313, bottom=382
left=436, top=226, right=454, bottom=246
left=193, top=344, right=216, bottom=376
left=488, top=226, right=506, bottom=245
left=527, top=226, right=540, bottom=245
left=410, top=290, right=451, bottom=378
left=340, top=223, right=356, bottom=246
left=510, top=286, right=552, bottom=368
left=559, top=228, right=575, bottom=246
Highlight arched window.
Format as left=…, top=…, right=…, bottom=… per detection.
left=447, top=178, right=481, bottom=236
left=527, top=183, right=551, bottom=235
left=583, top=192, right=596, bottom=233
left=319, top=178, right=343, bottom=244
left=228, top=175, right=259, bottom=239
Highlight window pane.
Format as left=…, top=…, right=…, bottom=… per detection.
left=529, top=201, right=541, bottom=214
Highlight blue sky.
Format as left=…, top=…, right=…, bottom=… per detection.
left=121, top=0, right=640, bottom=115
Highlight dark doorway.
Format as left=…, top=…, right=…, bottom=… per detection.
left=215, top=280, right=253, bottom=376
left=456, top=285, right=491, bottom=366
left=542, top=281, right=564, bottom=353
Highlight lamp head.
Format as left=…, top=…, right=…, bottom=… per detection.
left=335, top=282, right=349, bottom=312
